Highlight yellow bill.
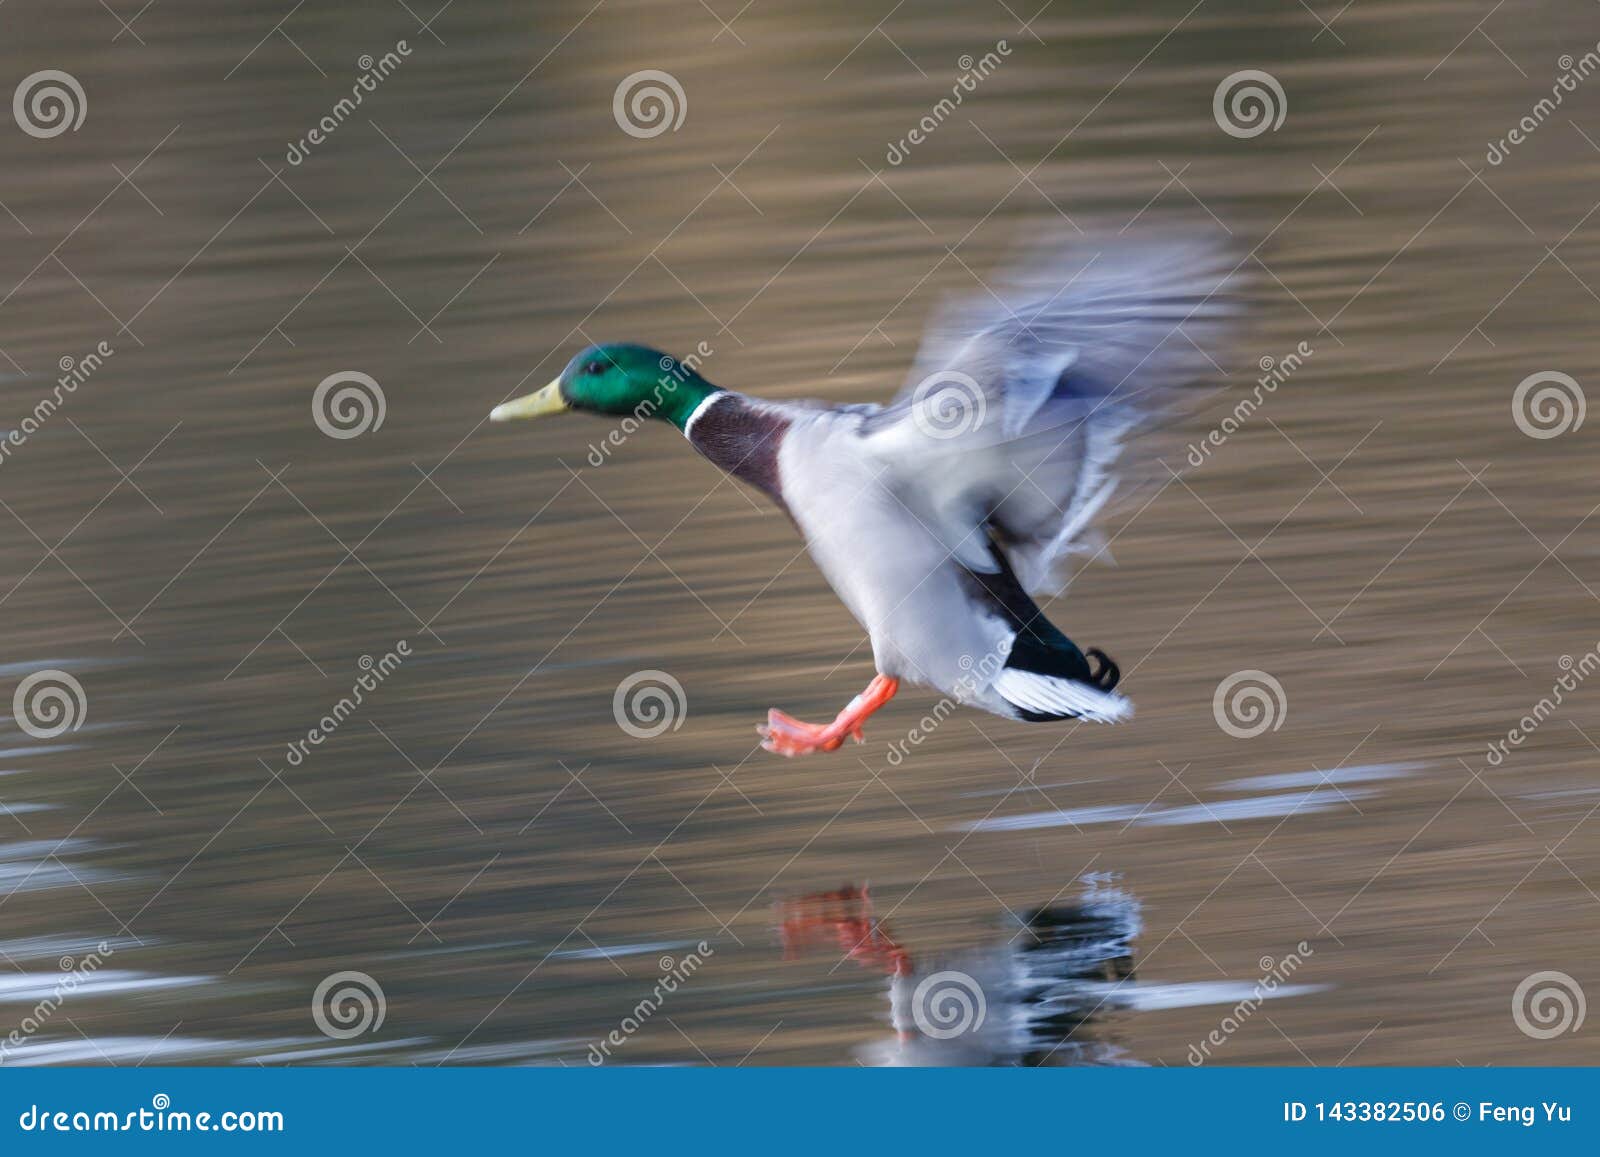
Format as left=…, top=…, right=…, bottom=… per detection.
left=489, top=379, right=568, bottom=422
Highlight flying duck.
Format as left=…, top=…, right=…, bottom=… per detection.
left=491, top=236, right=1238, bottom=756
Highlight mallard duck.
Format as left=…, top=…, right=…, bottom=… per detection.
left=491, top=237, right=1237, bottom=756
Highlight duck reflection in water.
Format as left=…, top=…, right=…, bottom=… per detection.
left=777, top=877, right=1141, bottom=1066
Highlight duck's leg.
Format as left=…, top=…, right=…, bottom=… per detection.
left=759, top=675, right=899, bottom=757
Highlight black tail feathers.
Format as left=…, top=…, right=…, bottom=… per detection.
left=1084, top=648, right=1120, bottom=692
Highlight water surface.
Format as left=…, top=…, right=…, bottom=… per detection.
left=1, top=0, right=1598, bottom=1065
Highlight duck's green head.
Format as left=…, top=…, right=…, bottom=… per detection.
left=489, top=343, right=719, bottom=432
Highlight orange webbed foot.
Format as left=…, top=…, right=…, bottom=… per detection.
left=755, top=675, right=898, bottom=758
left=757, top=709, right=862, bottom=757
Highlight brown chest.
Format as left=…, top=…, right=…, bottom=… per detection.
left=686, top=395, right=790, bottom=506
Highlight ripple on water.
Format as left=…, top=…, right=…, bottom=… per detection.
left=1086, top=979, right=1330, bottom=1012
left=409, top=1039, right=579, bottom=1065
left=1219, top=762, right=1427, bottom=792
left=0, top=970, right=210, bottom=1003
left=960, top=787, right=1379, bottom=833
left=0, top=934, right=144, bottom=961
left=0, top=840, right=114, bottom=893
left=0, top=745, right=86, bottom=760
left=550, top=939, right=701, bottom=961
left=243, top=1038, right=433, bottom=1065
left=0, top=1037, right=307, bottom=1067
left=0, top=803, right=51, bottom=816
left=958, top=763, right=1431, bottom=834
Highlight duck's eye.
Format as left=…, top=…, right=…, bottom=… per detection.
left=583, top=360, right=607, bottom=376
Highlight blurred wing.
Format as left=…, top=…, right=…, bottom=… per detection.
left=862, top=233, right=1245, bottom=592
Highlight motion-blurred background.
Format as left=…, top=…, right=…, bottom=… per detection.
left=0, top=0, right=1596, bottom=1065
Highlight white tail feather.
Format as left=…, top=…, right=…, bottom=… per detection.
left=992, top=668, right=1134, bottom=724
